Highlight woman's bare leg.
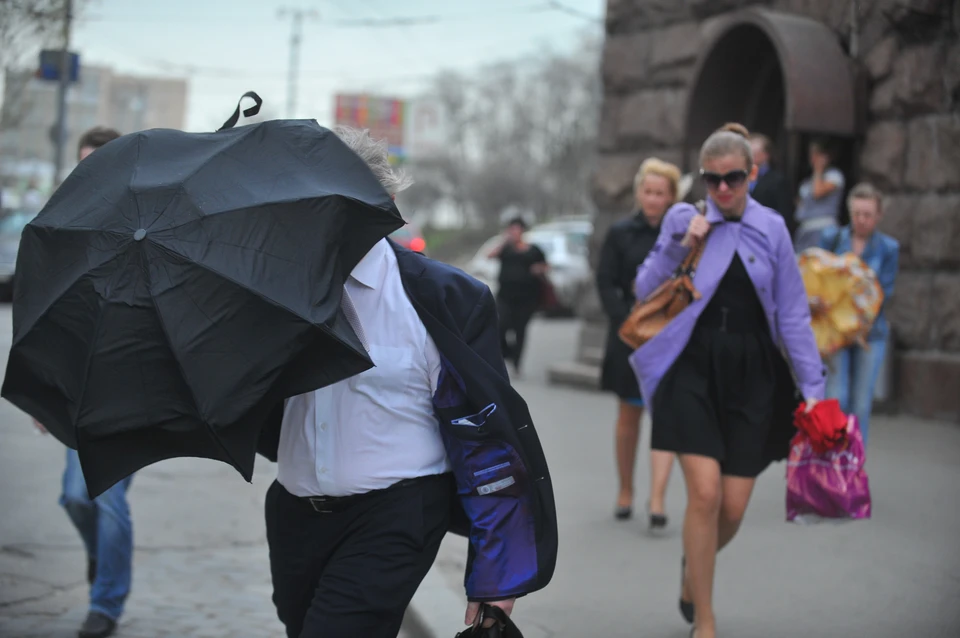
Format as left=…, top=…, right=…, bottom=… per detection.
left=679, top=454, right=722, bottom=638
left=718, top=475, right=756, bottom=550
left=615, top=401, right=643, bottom=509
left=648, top=449, right=674, bottom=515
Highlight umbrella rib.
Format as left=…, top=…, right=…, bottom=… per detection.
left=11, top=248, right=127, bottom=348
left=151, top=193, right=391, bottom=233
left=144, top=267, right=247, bottom=475
left=155, top=236, right=305, bottom=267
left=146, top=240, right=330, bottom=327
left=70, top=284, right=111, bottom=450
left=142, top=127, right=261, bottom=233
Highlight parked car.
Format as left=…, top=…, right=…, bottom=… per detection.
left=466, top=219, right=594, bottom=315
left=389, top=223, right=426, bottom=254
left=0, top=209, right=36, bottom=300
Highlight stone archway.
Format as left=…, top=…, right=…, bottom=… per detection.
left=682, top=8, right=859, bottom=199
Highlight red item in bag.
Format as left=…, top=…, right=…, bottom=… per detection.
left=793, top=399, right=848, bottom=455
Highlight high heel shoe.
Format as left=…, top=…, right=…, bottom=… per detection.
left=614, top=505, right=633, bottom=520
left=679, top=556, right=694, bottom=624
left=646, top=502, right=668, bottom=531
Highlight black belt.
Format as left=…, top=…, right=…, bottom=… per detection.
left=296, top=473, right=450, bottom=514
left=696, top=305, right=767, bottom=334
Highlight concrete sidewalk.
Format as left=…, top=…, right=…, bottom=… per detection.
left=408, top=319, right=960, bottom=638
left=3, top=311, right=958, bottom=637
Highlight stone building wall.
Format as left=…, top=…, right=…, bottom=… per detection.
left=575, top=0, right=960, bottom=421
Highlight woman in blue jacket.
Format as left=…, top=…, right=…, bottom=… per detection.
left=819, top=182, right=900, bottom=447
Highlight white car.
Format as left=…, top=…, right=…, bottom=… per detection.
left=466, top=220, right=593, bottom=315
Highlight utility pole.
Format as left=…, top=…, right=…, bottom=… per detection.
left=53, top=0, right=73, bottom=184
left=277, top=7, right=318, bottom=119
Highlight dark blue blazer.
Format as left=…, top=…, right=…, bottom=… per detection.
left=257, top=241, right=558, bottom=602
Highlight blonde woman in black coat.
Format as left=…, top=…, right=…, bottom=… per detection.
left=596, top=158, right=682, bottom=530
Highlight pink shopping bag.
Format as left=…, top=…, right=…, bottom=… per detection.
left=786, top=414, right=871, bottom=523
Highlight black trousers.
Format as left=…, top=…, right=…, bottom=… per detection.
left=265, top=475, right=454, bottom=638
left=497, top=296, right=538, bottom=369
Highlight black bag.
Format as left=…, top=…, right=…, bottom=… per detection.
left=454, top=605, right=524, bottom=638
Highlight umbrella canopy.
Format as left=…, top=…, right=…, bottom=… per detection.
left=798, top=247, right=884, bottom=358
left=2, top=118, right=404, bottom=496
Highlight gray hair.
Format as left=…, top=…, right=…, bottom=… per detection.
left=699, top=122, right=754, bottom=168
left=333, top=125, right=413, bottom=196
left=847, top=181, right=883, bottom=212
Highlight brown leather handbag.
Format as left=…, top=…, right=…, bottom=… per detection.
left=618, top=204, right=707, bottom=350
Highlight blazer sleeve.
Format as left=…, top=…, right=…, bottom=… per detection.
left=773, top=217, right=826, bottom=400
left=596, top=226, right=630, bottom=322
left=462, top=285, right=509, bottom=380
left=634, top=204, right=693, bottom=301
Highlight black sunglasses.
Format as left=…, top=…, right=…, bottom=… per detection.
left=700, top=169, right=749, bottom=190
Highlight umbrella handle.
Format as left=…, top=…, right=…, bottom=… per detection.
left=216, top=91, right=263, bottom=132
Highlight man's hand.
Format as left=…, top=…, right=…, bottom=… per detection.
left=32, top=418, right=48, bottom=435
left=804, top=397, right=819, bottom=414
left=465, top=598, right=515, bottom=629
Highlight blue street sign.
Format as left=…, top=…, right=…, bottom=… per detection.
left=37, top=50, right=80, bottom=82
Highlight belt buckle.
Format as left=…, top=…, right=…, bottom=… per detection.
left=308, top=496, right=334, bottom=514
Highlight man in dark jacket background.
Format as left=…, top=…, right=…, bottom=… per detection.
left=749, top=133, right=795, bottom=235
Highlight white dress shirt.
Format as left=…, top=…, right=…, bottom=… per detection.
left=276, top=239, right=450, bottom=497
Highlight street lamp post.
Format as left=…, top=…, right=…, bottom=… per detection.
left=52, top=0, right=73, bottom=184
left=278, top=7, right=318, bottom=119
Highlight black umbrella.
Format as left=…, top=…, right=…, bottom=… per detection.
left=2, top=97, right=404, bottom=496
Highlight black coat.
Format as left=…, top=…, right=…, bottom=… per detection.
left=595, top=212, right=660, bottom=399
left=257, top=241, right=558, bottom=602
left=751, top=167, right=795, bottom=234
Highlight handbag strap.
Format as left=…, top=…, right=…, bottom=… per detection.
left=678, top=200, right=709, bottom=275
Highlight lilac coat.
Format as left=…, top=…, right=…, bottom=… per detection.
left=629, top=196, right=826, bottom=407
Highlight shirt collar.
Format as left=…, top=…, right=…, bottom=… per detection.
left=349, top=238, right=388, bottom=289
left=703, top=196, right=767, bottom=233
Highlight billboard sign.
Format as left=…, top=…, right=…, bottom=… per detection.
left=334, top=94, right=406, bottom=162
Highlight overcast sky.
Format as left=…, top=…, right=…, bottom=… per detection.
left=72, top=0, right=605, bottom=131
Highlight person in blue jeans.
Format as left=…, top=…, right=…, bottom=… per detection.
left=61, top=449, right=134, bottom=637
left=819, top=182, right=900, bottom=448
left=34, top=126, right=132, bottom=638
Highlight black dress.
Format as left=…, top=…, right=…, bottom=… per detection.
left=651, top=250, right=796, bottom=478
left=596, top=212, right=660, bottom=401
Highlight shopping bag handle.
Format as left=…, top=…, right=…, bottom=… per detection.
left=216, top=91, right=263, bottom=131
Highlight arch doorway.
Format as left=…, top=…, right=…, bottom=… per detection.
left=683, top=9, right=860, bottom=223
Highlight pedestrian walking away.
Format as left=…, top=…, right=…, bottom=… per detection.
left=256, top=126, right=558, bottom=638
left=631, top=123, right=826, bottom=638
left=488, top=217, right=549, bottom=377
left=596, top=157, right=680, bottom=530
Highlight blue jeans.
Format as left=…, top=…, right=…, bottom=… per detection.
left=825, top=339, right=887, bottom=448
left=60, top=449, right=134, bottom=620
